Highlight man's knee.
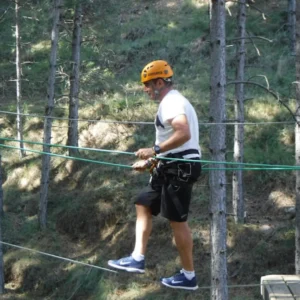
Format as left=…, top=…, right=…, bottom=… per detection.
left=135, top=204, right=152, bottom=216
left=169, top=220, right=189, bottom=231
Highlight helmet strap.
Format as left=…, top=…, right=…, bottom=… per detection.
left=151, top=79, right=168, bottom=100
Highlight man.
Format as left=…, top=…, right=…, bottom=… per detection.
left=108, top=60, right=201, bottom=290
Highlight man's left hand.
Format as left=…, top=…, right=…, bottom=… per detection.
left=135, top=148, right=154, bottom=159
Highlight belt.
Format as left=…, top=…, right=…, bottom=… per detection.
left=166, top=149, right=199, bottom=158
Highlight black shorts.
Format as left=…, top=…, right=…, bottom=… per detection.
left=134, top=159, right=201, bottom=222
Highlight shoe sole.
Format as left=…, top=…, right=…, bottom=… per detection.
left=107, top=261, right=145, bottom=273
left=161, top=281, right=198, bottom=290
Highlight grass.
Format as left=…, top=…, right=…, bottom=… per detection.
left=0, top=0, right=298, bottom=299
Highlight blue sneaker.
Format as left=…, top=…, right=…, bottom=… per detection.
left=107, top=256, right=145, bottom=273
left=161, top=270, right=198, bottom=290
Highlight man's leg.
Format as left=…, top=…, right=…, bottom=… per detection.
left=108, top=183, right=160, bottom=273
left=133, top=204, right=153, bottom=255
left=160, top=220, right=198, bottom=290
left=169, top=220, right=194, bottom=271
left=107, top=204, right=152, bottom=273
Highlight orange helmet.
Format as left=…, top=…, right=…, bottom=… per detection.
left=141, top=60, right=173, bottom=83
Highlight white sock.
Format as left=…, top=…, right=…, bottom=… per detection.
left=131, top=252, right=145, bottom=262
left=182, top=268, right=195, bottom=280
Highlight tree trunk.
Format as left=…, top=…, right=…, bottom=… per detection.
left=288, top=0, right=296, bottom=55
left=39, top=0, right=63, bottom=229
left=15, top=0, right=25, bottom=158
left=232, top=0, right=246, bottom=224
left=0, top=155, right=5, bottom=294
left=209, top=1, right=228, bottom=299
left=67, top=3, right=82, bottom=157
left=295, top=0, right=300, bottom=274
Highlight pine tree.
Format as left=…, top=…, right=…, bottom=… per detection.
left=39, top=0, right=63, bottom=229
left=209, top=0, right=228, bottom=299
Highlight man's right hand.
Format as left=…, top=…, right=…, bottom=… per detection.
left=132, top=160, right=148, bottom=172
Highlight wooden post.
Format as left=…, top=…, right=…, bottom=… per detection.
left=261, top=275, right=300, bottom=299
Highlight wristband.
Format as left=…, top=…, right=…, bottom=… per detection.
left=153, top=145, right=161, bottom=155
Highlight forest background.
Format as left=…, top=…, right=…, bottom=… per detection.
left=0, top=0, right=298, bottom=299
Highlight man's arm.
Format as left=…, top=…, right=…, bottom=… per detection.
left=159, top=114, right=191, bottom=153
left=134, top=114, right=191, bottom=160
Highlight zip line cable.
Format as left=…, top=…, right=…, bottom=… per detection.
left=0, top=141, right=298, bottom=171
left=0, top=241, right=117, bottom=274
left=0, top=110, right=154, bottom=125
left=0, top=109, right=296, bottom=126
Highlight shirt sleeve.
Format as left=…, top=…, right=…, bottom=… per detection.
left=160, top=96, right=185, bottom=123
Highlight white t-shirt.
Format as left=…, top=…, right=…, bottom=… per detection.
left=155, top=89, right=201, bottom=158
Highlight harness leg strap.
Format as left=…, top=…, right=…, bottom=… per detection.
left=163, top=182, right=187, bottom=220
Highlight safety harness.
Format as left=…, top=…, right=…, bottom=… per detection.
left=147, top=149, right=201, bottom=220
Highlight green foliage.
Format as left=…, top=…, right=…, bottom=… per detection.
left=0, top=0, right=298, bottom=299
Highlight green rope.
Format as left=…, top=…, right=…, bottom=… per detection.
left=158, top=156, right=297, bottom=169
left=0, top=144, right=132, bottom=169
left=0, top=143, right=299, bottom=171
left=0, top=136, right=134, bottom=155
left=1, top=136, right=297, bottom=169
